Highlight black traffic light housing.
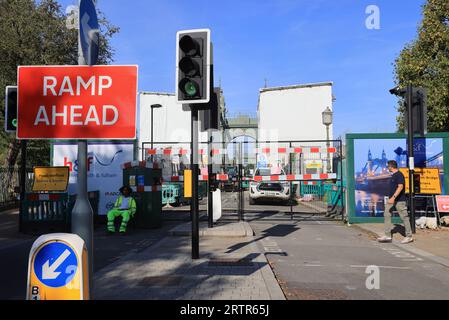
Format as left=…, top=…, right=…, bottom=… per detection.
left=413, top=173, right=421, bottom=194
left=389, top=86, right=427, bottom=136
left=5, top=86, right=18, bottom=132
left=176, top=29, right=211, bottom=104
left=200, top=87, right=220, bottom=131
left=408, top=87, right=427, bottom=137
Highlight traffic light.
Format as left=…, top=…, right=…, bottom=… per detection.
left=200, top=88, right=220, bottom=131
left=408, top=87, right=427, bottom=136
left=389, top=86, right=427, bottom=136
left=413, top=173, right=421, bottom=194
left=176, top=29, right=211, bottom=104
left=4, top=86, right=17, bottom=132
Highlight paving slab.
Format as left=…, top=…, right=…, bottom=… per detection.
left=169, top=221, right=254, bottom=237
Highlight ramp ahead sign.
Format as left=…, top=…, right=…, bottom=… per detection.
left=17, top=65, right=138, bottom=139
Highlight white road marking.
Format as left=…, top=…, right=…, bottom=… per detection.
left=350, top=265, right=411, bottom=270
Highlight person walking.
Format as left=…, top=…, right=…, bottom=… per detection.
left=378, top=160, right=414, bottom=244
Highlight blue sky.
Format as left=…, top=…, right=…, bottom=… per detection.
left=59, top=0, right=425, bottom=138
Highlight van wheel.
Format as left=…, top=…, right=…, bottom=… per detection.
left=249, top=198, right=256, bottom=205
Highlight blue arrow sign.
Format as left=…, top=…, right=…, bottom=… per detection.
left=34, top=242, right=78, bottom=288
left=79, top=0, right=99, bottom=66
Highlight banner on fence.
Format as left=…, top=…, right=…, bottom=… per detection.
left=52, top=142, right=134, bottom=215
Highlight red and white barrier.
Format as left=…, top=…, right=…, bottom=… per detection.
left=121, top=161, right=160, bottom=169
left=162, top=174, right=229, bottom=182
left=130, top=185, right=163, bottom=193
left=252, top=173, right=337, bottom=182
left=145, top=147, right=337, bottom=156
left=27, top=194, right=63, bottom=201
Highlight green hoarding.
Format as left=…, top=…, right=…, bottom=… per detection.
left=345, top=133, right=449, bottom=224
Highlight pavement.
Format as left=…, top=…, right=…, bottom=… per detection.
left=93, top=221, right=285, bottom=300
left=169, top=221, right=254, bottom=237
left=0, top=208, right=184, bottom=300
left=249, top=214, right=449, bottom=300
left=352, top=222, right=449, bottom=268
left=4, top=205, right=449, bottom=300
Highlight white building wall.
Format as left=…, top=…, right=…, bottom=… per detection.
left=138, top=92, right=214, bottom=161
left=258, top=83, right=334, bottom=142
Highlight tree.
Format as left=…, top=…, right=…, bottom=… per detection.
left=0, top=0, right=119, bottom=194
left=393, top=0, right=449, bottom=132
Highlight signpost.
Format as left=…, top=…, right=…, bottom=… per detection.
left=399, top=168, right=442, bottom=195
left=18, top=0, right=137, bottom=299
left=79, top=0, right=99, bottom=66
left=27, top=234, right=89, bottom=300
left=16, top=65, right=138, bottom=139
left=32, top=167, right=70, bottom=192
left=436, top=196, right=449, bottom=213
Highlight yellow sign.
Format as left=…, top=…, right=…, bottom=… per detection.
left=32, top=167, right=69, bottom=192
left=305, top=161, right=323, bottom=169
left=399, top=168, right=442, bottom=195
left=27, top=234, right=89, bottom=300
left=184, top=170, right=192, bottom=198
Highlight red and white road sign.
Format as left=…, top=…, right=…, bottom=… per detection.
left=17, top=65, right=138, bottom=139
left=436, top=196, right=449, bottom=213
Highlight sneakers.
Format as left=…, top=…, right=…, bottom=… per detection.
left=401, top=237, right=414, bottom=244
left=377, top=236, right=392, bottom=243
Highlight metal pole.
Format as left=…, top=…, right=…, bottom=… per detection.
left=19, top=140, right=27, bottom=232
left=191, top=108, right=200, bottom=259
left=407, top=84, right=416, bottom=234
left=339, top=140, right=344, bottom=221
left=208, top=132, right=213, bottom=228
left=326, top=125, right=331, bottom=173
left=71, top=23, right=93, bottom=298
left=239, top=142, right=244, bottom=221
left=151, top=107, right=154, bottom=162
left=237, top=142, right=243, bottom=221
left=289, top=142, right=293, bottom=220
left=207, top=62, right=214, bottom=229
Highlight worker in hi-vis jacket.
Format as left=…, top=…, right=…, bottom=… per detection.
left=106, top=185, right=136, bottom=234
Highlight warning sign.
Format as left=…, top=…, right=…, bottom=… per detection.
left=399, top=168, right=442, bottom=195
left=436, top=196, right=449, bottom=213
left=32, top=167, right=70, bottom=192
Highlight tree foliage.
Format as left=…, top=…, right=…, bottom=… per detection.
left=394, top=0, right=449, bottom=132
left=0, top=0, right=119, bottom=169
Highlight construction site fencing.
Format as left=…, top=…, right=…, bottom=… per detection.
left=141, top=140, right=345, bottom=221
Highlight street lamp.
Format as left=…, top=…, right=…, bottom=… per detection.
left=322, top=107, right=333, bottom=173
left=150, top=104, right=163, bottom=160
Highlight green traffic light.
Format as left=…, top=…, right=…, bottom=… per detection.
left=184, top=81, right=198, bottom=96
left=12, top=119, right=17, bottom=128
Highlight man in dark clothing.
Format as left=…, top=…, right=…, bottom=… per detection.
left=378, top=160, right=414, bottom=244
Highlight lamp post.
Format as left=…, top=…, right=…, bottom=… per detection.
left=322, top=107, right=333, bottom=173
left=150, top=104, right=162, bottom=160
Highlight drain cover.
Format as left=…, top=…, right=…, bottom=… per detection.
left=139, top=275, right=183, bottom=287
left=208, top=258, right=254, bottom=267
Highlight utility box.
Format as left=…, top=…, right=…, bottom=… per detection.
left=122, top=161, right=162, bottom=229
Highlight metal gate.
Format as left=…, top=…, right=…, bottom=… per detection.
left=141, top=139, right=345, bottom=222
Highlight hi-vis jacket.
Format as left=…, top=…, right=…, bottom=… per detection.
left=114, top=196, right=136, bottom=215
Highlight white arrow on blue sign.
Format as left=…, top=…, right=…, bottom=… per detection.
left=34, top=242, right=78, bottom=288
left=79, top=0, right=99, bottom=66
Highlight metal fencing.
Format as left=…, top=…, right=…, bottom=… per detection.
left=141, top=140, right=345, bottom=221
left=0, top=167, right=34, bottom=210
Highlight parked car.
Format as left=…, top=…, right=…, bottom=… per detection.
left=249, top=168, right=290, bottom=205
